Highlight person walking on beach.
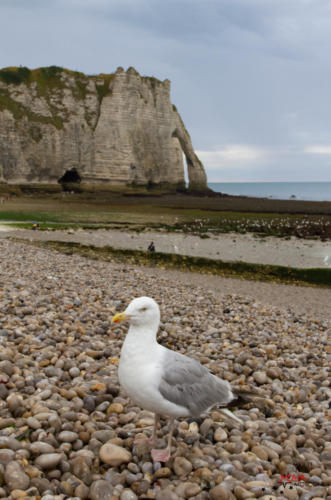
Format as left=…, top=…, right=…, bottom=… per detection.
left=148, top=241, right=155, bottom=252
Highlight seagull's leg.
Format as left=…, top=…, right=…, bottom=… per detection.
left=151, top=417, right=175, bottom=463
left=151, top=413, right=160, bottom=445
left=134, top=413, right=159, bottom=445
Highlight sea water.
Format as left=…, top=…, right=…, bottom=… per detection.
left=207, top=182, right=331, bottom=202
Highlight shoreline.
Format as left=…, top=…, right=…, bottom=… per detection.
left=1, top=226, right=330, bottom=269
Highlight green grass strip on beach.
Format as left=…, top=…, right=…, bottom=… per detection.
left=12, top=238, right=331, bottom=287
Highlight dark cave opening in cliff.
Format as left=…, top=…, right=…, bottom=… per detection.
left=58, top=168, right=81, bottom=185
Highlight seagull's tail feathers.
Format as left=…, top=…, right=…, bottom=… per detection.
left=218, top=408, right=243, bottom=424
left=229, top=388, right=275, bottom=416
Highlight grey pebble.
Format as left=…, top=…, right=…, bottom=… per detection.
left=34, top=453, right=62, bottom=469
left=89, top=479, right=114, bottom=500
left=5, top=460, right=30, bottom=491
left=58, top=430, right=79, bottom=442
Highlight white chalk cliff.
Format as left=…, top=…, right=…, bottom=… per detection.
left=0, top=66, right=208, bottom=191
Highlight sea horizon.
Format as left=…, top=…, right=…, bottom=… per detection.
left=207, top=181, right=331, bottom=202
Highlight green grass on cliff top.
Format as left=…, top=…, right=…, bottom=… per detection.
left=0, top=65, right=163, bottom=90
left=0, top=65, right=164, bottom=128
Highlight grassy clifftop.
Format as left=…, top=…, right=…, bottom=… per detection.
left=0, top=65, right=163, bottom=95
left=0, top=65, right=118, bottom=102
left=0, top=66, right=117, bottom=129
left=0, top=65, right=165, bottom=130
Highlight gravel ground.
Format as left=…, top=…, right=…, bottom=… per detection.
left=0, top=227, right=330, bottom=268
left=140, top=268, right=331, bottom=322
left=2, top=226, right=331, bottom=320
left=0, top=239, right=330, bottom=500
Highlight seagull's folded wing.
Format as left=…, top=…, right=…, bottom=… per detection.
left=158, top=349, right=234, bottom=416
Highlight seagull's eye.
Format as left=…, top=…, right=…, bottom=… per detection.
left=140, top=307, right=147, bottom=312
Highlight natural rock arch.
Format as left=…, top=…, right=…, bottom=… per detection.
left=172, top=128, right=207, bottom=191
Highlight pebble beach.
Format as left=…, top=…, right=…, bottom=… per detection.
left=0, top=239, right=330, bottom=500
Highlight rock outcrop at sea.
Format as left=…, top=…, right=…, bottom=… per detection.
left=0, top=239, right=329, bottom=499
left=0, top=66, right=207, bottom=191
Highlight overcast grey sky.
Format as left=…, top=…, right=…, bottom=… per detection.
left=1, top=0, right=331, bottom=182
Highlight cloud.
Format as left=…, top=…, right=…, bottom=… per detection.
left=196, top=145, right=269, bottom=168
left=304, top=145, right=331, bottom=155
left=1, top=1, right=331, bottom=181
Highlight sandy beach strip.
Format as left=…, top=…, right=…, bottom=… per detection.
left=0, top=226, right=330, bottom=268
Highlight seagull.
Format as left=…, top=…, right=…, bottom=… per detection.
left=112, top=296, right=266, bottom=462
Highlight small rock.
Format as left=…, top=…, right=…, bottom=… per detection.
left=234, top=485, right=254, bottom=499
left=214, top=427, right=228, bottom=441
left=70, top=456, right=91, bottom=482
left=188, top=421, right=199, bottom=433
left=107, top=402, right=124, bottom=414
left=173, top=456, right=193, bottom=476
left=30, top=442, right=55, bottom=454
left=210, top=484, right=231, bottom=500
left=75, top=483, right=90, bottom=499
left=251, top=445, right=269, bottom=461
left=253, top=371, right=267, bottom=384
left=34, top=453, right=62, bottom=469
left=0, top=449, right=15, bottom=465
left=10, top=490, right=28, bottom=499
left=262, top=440, right=282, bottom=454
left=185, top=482, right=201, bottom=497
left=69, top=366, right=80, bottom=378
left=5, top=461, right=30, bottom=491
left=156, top=489, right=179, bottom=500
left=7, top=394, right=24, bottom=413
left=89, top=479, right=114, bottom=500
left=0, top=437, right=21, bottom=450
left=83, top=396, right=96, bottom=413
left=58, top=430, right=79, bottom=442
left=99, top=442, right=131, bottom=466
left=38, top=389, right=52, bottom=400
left=120, top=490, right=138, bottom=500
left=155, top=467, right=171, bottom=479
left=26, top=417, right=41, bottom=430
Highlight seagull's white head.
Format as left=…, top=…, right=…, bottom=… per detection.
left=112, top=296, right=160, bottom=329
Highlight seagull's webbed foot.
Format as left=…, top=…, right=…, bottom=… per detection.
left=151, top=447, right=171, bottom=463
left=151, top=417, right=175, bottom=462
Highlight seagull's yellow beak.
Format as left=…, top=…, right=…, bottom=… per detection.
left=111, top=312, right=130, bottom=324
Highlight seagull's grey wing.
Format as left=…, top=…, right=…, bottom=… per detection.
left=159, top=349, right=234, bottom=416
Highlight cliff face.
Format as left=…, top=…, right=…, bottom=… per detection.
left=0, top=66, right=207, bottom=191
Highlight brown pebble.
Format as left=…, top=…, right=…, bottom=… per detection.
left=173, top=456, right=193, bottom=476
left=210, top=484, right=232, bottom=500
left=107, top=402, right=124, bottom=414
left=155, top=467, right=172, bottom=479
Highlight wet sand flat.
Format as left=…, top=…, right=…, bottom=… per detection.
left=1, top=227, right=330, bottom=268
